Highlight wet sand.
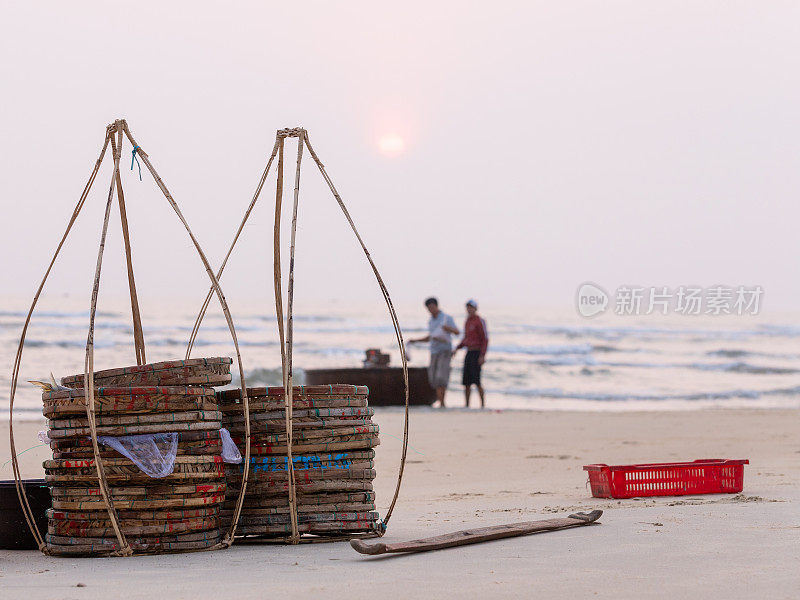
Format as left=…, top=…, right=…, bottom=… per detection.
left=2, top=408, right=798, bottom=599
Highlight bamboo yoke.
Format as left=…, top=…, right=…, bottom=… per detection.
left=186, top=127, right=411, bottom=544
left=8, top=119, right=252, bottom=556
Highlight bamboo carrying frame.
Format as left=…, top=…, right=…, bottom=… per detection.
left=8, top=119, right=252, bottom=556
left=187, top=127, right=410, bottom=544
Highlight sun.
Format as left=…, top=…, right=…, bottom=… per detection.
left=377, top=134, right=406, bottom=157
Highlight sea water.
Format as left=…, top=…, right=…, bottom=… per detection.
left=2, top=296, right=799, bottom=419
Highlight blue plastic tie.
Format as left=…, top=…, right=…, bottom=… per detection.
left=131, top=145, right=142, bottom=181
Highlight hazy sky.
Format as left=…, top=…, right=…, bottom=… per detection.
left=1, top=2, right=798, bottom=315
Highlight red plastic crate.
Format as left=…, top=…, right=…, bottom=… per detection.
left=583, top=459, right=749, bottom=499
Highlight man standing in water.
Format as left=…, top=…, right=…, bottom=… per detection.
left=408, top=297, right=459, bottom=407
left=453, top=299, right=488, bottom=408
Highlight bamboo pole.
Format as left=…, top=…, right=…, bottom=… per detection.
left=274, top=137, right=287, bottom=380
left=282, top=132, right=304, bottom=543
left=272, top=137, right=298, bottom=538
left=8, top=129, right=111, bottom=553
left=351, top=511, right=604, bottom=555
left=114, top=136, right=146, bottom=365
left=83, top=123, right=133, bottom=555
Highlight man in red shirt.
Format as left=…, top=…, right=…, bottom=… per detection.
left=453, top=299, right=489, bottom=408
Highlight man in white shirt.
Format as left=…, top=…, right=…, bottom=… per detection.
left=408, top=297, right=460, bottom=407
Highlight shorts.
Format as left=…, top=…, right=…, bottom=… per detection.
left=463, top=350, right=482, bottom=386
left=428, top=351, right=452, bottom=389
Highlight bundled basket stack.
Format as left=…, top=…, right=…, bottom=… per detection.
left=40, top=357, right=234, bottom=556
left=218, top=384, right=381, bottom=539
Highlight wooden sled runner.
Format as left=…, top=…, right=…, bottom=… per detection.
left=350, top=510, right=602, bottom=556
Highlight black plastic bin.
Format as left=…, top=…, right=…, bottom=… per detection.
left=0, top=479, right=50, bottom=549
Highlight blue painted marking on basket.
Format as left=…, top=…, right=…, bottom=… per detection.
left=130, top=146, right=142, bottom=180
left=242, top=452, right=354, bottom=473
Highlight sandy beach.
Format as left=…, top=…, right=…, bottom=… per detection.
left=2, top=407, right=797, bottom=599
left=2, top=1, right=799, bottom=597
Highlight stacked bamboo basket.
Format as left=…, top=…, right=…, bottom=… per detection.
left=218, top=384, right=381, bottom=538
left=41, top=358, right=234, bottom=556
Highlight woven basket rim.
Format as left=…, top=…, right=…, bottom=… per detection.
left=217, top=384, right=368, bottom=401
left=48, top=410, right=223, bottom=429
left=50, top=430, right=222, bottom=448
left=46, top=530, right=221, bottom=544
left=47, top=507, right=219, bottom=520
left=61, top=357, right=233, bottom=385
left=48, top=482, right=226, bottom=496
left=47, top=421, right=221, bottom=439
left=43, top=386, right=218, bottom=400
left=51, top=493, right=226, bottom=510
left=44, top=455, right=225, bottom=468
